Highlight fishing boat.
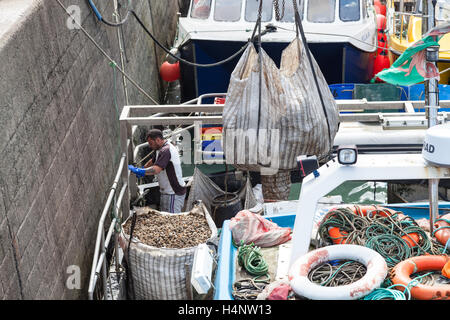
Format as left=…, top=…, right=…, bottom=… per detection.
left=213, top=126, right=450, bottom=300
left=173, top=0, right=377, bottom=102
left=86, top=90, right=449, bottom=301
left=385, top=0, right=450, bottom=84
left=86, top=0, right=450, bottom=302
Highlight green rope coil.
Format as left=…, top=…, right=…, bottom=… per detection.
left=237, top=243, right=269, bottom=277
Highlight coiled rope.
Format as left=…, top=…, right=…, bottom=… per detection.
left=308, top=260, right=366, bottom=287
left=363, top=284, right=410, bottom=300
left=317, top=206, right=445, bottom=268
left=237, top=243, right=270, bottom=277
left=232, top=241, right=270, bottom=300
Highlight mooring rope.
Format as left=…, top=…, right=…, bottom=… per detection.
left=317, top=206, right=445, bottom=265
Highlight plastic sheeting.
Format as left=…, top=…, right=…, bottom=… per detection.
left=223, top=38, right=339, bottom=173
left=185, top=167, right=259, bottom=212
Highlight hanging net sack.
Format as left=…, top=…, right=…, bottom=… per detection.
left=222, top=37, right=339, bottom=173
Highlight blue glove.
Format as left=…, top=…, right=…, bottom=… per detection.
left=128, top=165, right=146, bottom=178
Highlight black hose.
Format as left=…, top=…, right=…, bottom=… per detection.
left=126, top=212, right=137, bottom=299
left=88, top=0, right=130, bottom=26
left=87, top=0, right=251, bottom=68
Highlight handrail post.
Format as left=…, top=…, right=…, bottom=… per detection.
left=101, top=228, right=108, bottom=300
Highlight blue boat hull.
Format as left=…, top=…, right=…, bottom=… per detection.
left=213, top=202, right=450, bottom=300
left=179, top=39, right=375, bottom=102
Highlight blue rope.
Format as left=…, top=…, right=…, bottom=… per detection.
left=363, top=284, right=410, bottom=300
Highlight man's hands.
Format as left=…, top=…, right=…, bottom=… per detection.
left=128, top=165, right=146, bottom=178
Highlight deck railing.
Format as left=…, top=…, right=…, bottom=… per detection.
left=88, top=154, right=128, bottom=300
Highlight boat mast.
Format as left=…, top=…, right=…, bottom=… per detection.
left=423, top=0, right=440, bottom=234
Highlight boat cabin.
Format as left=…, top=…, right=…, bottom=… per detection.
left=188, top=0, right=370, bottom=25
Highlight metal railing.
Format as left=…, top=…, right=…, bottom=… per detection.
left=88, top=154, right=128, bottom=300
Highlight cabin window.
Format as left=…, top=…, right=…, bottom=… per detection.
left=245, top=0, right=273, bottom=22
left=340, top=0, right=360, bottom=21
left=214, top=0, right=242, bottom=22
left=277, top=0, right=304, bottom=22
left=307, top=0, right=336, bottom=23
left=190, top=0, right=212, bottom=19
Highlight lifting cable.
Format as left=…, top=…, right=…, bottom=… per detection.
left=55, top=0, right=159, bottom=104
left=87, top=0, right=251, bottom=68
left=292, top=0, right=334, bottom=153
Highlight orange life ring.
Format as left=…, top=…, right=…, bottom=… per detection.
left=326, top=205, right=419, bottom=247
left=434, top=213, right=450, bottom=246
left=443, top=260, right=450, bottom=279
left=391, top=255, right=450, bottom=300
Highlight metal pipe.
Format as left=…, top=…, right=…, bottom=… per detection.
left=425, top=1, right=440, bottom=235
left=92, top=184, right=128, bottom=300
left=429, top=179, right=440, bottom=233
left=114, top=183, right=128, bottom=282
left=100, top=228, right=108, bottom=300
left=88, top=154, right=127, bottom=299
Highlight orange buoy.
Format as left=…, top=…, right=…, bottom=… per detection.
left=373, top=51, right=391, bottom=81
left=159, top=61, right=180, bottom=82
left=328, top=227, right=348, bottom=244
left=377, top=37, right=387, bottom=55
left=377, top=30, right=387, bottom=42
left=374, top=5, right=380, bottom=14
left=350, top=204, right=396, bottom=217
left=376, top=14, right=386, bottom=31
left=401, top=232, right=420, bottom=248
left=392, top=255, right=450, bottom=300
left=374, top=0, right=386, bottom=16
left=434, top=213, right=450, bottom=246
left=442, top=260, right=450, bottom=279
left=326, top=205, right=420, bottom=247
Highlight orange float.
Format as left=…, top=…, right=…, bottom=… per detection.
left=326, top=205, right=419, bottom=247
left=391, top=255, right=450, bottom=300
left=442, top=260, right=450, bottom=279
left=159, top=61, right=180, bottom=82
left=433, top=213, right=450, bottom=246
left=376, top=14, right=386, bottom=31
left=374, top=0, right=386, bottom=16
left=373, top=51, right=391, bottom=81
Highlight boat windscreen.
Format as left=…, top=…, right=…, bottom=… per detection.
left=339, top=0, right=360, bottom=22
left=278, top=0, right=303, bottom=22
left=214, top=0, right=242, bottom=22
left=245, top=0, right=273, bottom=22
left=307, top=0, right=336, bottom=23
left=190, top=0, right=212, bottom=19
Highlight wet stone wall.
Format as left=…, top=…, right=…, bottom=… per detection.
left=0, top=0, right=181, bottom=299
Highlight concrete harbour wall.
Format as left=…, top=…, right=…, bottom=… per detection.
left=0, top=0, right=181, bottom=299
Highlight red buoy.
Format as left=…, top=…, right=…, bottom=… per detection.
left=376, top=14, right=386, bottom=31
left=373, top=51, right=391, bottom=82
left=374, top=0, right=386, bottom=16
left=377, top=33, right=387, bottom=54
left=159, top=61, right=180, bottom=82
